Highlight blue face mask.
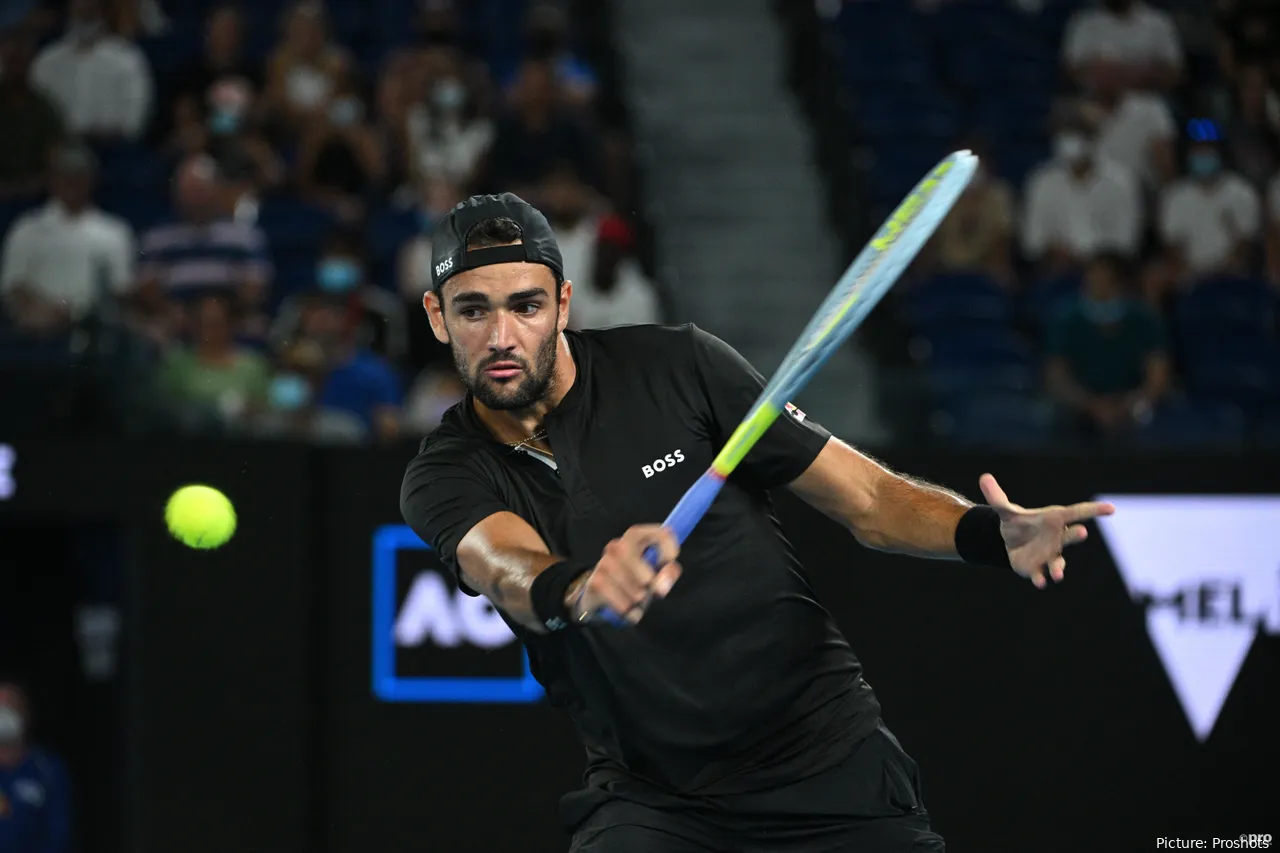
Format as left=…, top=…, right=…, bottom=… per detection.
left=1080, top=295, right=1129, bottom=325
left=1188, top=151, right=1222, bottom=179
left=209, top=108, right=242, bottom=135
left=268, top=372, right=311, bottom=412
left=317, top=258, right=361, bottom=293
left=328, top=97, right=363, bottom=127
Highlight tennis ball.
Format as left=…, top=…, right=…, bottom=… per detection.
left=164, top=485, right=237, bottom=550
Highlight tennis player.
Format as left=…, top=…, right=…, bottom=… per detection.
left=401, top=193, right=1115, bottom=852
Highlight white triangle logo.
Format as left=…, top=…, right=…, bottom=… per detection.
left=1095, top=495, right=1280, bottom=742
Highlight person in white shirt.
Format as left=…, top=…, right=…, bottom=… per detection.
left=1152, top=139, right=1262, bottom=297
left=568, top=214, right=661, bottom=330
left=1021, top=123, right=1144, bottom=277
left=0, top=143, right=135, bottom=337
left=1267, top=173, right=1280, bottom=285
left=406, top=74, right=494, bottom=190
left=1062, top=0, right=1183, bottom=93
left=1081, top=53, right=1176, bottom=188
left=30, top=0, right=154, bottom=141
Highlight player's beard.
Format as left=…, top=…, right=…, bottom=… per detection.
left=452, top=319, right=559, bottom=412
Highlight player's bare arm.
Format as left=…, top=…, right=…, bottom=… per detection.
left=790, top=437, right=1116, bottom=587
left=455, top=512, right=682, bottom=632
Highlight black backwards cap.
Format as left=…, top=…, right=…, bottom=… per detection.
left=430, top=193, right=564, bottom=293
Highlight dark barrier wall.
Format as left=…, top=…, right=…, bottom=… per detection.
left=1, top=440, right=1277, bottom=853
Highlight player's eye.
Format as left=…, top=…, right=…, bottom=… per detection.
left=459, top=307, right=485, bottom=320
left=513, top=302, right=539, bottom=315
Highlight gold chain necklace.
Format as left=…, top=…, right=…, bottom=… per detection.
left=507, top=429, right=549, bottom=453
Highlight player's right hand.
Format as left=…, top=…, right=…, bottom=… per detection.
left=573, top=525, right=682, bottom=625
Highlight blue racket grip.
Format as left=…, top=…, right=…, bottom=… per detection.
left=594, top=471, right=727, bottom=627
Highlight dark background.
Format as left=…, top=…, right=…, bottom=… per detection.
left=0, top=440, right=1276, bottom=853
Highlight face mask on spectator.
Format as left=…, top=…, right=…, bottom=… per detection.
left=317, top=258, right=362, bottom=293
left=269, top=372, right=312, bottom=412
left=328, top=97, right=363, bottom=127
left=1080, top=294, right=1128, bottom=325
left=1055, top=133, right=1091, bottom=165
left=209, top=108, right=243, bottom=135
left=1188, top=151, right=1222, bottom=179
left=432, top=80, right=467, bottom=113
left=0, top=706, right=24, bottom=745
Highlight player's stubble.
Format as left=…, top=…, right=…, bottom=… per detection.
left=447, top=308, right=560, bottom=412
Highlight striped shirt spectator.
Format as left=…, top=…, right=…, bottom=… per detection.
left=138, top=218, right=271, bottom=300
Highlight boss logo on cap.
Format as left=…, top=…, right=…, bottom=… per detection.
left=434, top=257, right=454, bottom=278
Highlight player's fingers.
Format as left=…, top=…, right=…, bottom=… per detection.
left=1064, top=524, right=1089, bottom=546
left=978, top=473, right=1012, bottom=509
left=602, top=538, right=658, bottom=591
left=643, top=526, right=681, bottom=567
left=590, top=570, right=646, bottom=621
left=1064, top=501, right=1115, bottom=523
left=651, top=561, right=683, bottom=598
left=1026, top=564, right=1047, bottom=589
left=1048, top=555, right=1067, bottom=582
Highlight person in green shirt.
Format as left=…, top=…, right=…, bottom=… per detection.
left=1046, top=252, right=1172, bottom=438
left=158, top=292, right=270, bottom=431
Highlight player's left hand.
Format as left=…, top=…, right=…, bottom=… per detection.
left=979, top=473, right=1116, bottom=589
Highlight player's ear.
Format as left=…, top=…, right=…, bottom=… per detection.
left=423, top=290, right=450, bottom=344
left=557, top=278, right=573, bottom=333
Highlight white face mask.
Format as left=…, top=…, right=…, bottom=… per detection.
left=0, top=706, right=25, bottom=745
left=1055, top=133, right=1090, bottom=164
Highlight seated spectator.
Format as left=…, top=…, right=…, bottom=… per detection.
left=273, top=227, right=407, bottom=364
left=406, top=63, right=493, bottom=191
left=537, top=167, right=604, bottom=283
left=200, top=78, right=285, bottom=209
left=402, top=363, right=465, bottom=435
left=484, top=57, right=602, bottom=196
left=927, top=139, right=1016, bottom=285
left=30, top=0, right=153, bottom=142
left=568, top=214, right=661, bottom=330
left=165, top=5, right=263, bottom=143
left=0, top=26, right=64, bottom=202
left=158, top=292, right=270, bottom=432
left=1150, top=137, right=1261, bottom=298
left=1021, top=120, right=1143, bottom=276
left=397, top=176, right=463, bottom=372
left=1080, top=52, right=1176, bottom=188
left=1216, top=0, right=1280, bottom=84
left=288, top=294, right=403, bottom=442
left=504, top=3, right=598, bottom=110
left=137, top=155, right=272, bottom=343
left=295, top=73, right=387, bottom=222
left=1222, top=64, right=1280, bottom=189
left=1268, top=172, right=1280, bottom=284
left=0, top=682, right=71, bottom=853
left=263, top=0, right=352, bottom=138
left=1063, top=0, right=1183, bottom=93
left=1046, top=253, right=1171, bottom=439
left=0, top=143, right=134, bottom=340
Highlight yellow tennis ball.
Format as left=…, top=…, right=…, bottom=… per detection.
left=165, top=485, right=237, bottom=550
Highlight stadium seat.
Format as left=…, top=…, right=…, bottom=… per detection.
left=1136, top=399, right=1246, bottom=448
left=98, top=192, right=170, bottom=233
left=256, top=199, right=337, bottom=251
left=366, top=206, right=422, bottom=288
left=918, top=327, right=1034, bottom=370
left=1174, top=276, right=1277, bottom=352
left=902, top=272, right=1014, bottom=333
left=1023, top=272, right=1082, bottom=331
left=935, top=393, right=1055, bottom=449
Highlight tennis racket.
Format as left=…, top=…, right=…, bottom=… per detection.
left=597, top=150, right=979, bottom=626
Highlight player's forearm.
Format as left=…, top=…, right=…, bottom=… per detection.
left=460, top=548, right=563, bottom=634
left=855, top=471, right=972, bottom=559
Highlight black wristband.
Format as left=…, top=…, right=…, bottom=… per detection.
left=954, top=505, right=1012, bottom=570
left=530, top=561, right=592, bottom=632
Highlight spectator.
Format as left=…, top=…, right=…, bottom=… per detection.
left=402, top=363, right=465, bottom=434
left=1081, top=53, right=1177, bottom=188
left=30, top=0, right=153, bottom=141
left=1, top=143, right=134, bottom=339
left=166, top=5, right=263, bottom=141
left=1022, top=119, right=1144, bottom=276
left=537, top=167, right=603, bottom=285
left=200, top=78, right=285, bottom=208
left=289, top=294, right=403, bottom=442
left=0, top=26, right=65, bottom=202
left=1268, top=172, right=1280, bottom=284
left=1063, top=0, right=1183, bottom=93
left=506, top=2, right=598, bottom=110
left=295, top=73, right=386, bottom=222
left=137, top=155, right=272, bottom=342
left=1046, top=252, right=1171, bottom=439
left=263, top=0, right=351, bottom=137
left=1151, top=137, right=1262, bottom=296
left=405, top=63, right=494, bottom=191
left=1216, top=0, right=1280, bottom=85
left=1222, top=64, right=1280, bottom=189
left=158, top=292, right=270, bottom=432
left=926, top=138, right=1016, bottom=285
left=484, top=57, right=601, bottom=195
left=0, top=682, right=71, bottom=853
left=397, top=176, right=462, bottom=372
left=254, top=337, right=367, bottom=443
left=568, top=214, right=661, bottom=330
left=273, top=227, right=407, bottom=364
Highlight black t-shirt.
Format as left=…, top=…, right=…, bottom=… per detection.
left=400, top=324, right=880, bottom=810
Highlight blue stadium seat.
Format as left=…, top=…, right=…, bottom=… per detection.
left=937, top=394, right=1054, bottom=449
left=903, top=272, right=1014, bottom=333
left=920, top=327, right=1034, bottom=370
left=1024, top=272, right=1082, bottom=331
left=366, top=206, right=421, bottom=287
left=94, top=142, right=170, bottom=196
left=256, top=199, right=337, bottom=251
left=1135, top=399, right=1246, bottom=448
left=1174, top=276, right=1277, bottom=352
left=98, top=192, right=170, bottom=233
left=925, top=364, right=1037, bottom=407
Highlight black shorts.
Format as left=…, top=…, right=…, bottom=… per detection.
left=567, top=723, right=945, bottom=853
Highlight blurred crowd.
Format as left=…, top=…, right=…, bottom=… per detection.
left=834, top=0, right=1280, bottom=446
left=0, top=0, right=662, bottom=444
